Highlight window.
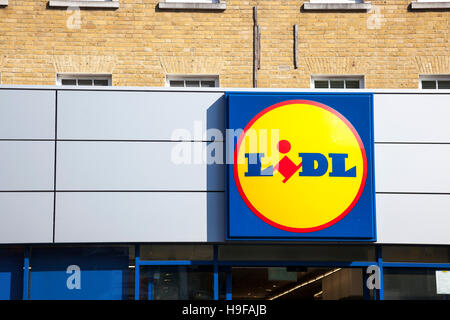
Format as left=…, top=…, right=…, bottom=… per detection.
left=57, top=74, right=112, bottom=86
left=304, top=0, right=371, bottom=10
left=158, top=0, right=226, bottom=10
left=310, top=0, right=364, bottom=3
left=166, top=75, right=219, bottom=88
left=311, top=76, right=364, bottom=89
left=420, top=75, right=450, bottom=90
left=0, top=0, right=8, bottom=6
left=165, top=0, right=219, bottom=3
left=412, top=0, right=450, bottom=9
left=48, top=0, right=120, bottom=9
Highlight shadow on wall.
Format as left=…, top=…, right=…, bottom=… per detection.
left=206, top=95, right=226, bottom=242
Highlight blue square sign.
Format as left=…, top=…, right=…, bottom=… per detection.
left=226, top=92, right=376, bottom=241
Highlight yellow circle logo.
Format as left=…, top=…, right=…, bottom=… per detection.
left=233, top=100, right=367, bottom=232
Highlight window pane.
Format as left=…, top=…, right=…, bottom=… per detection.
left=231, top=267, right=367, bottom=300
left=140, top=266, right=213, bottom=300
left=185, top=80, right=200, bottom=87
left=384, top=268, right=450, bottom=300
left=29, top=246, right=133, bottom=300
left=78, top=79, right=93, bottom=86
left=382, top=246, right=450, bottom=263
left=140, top=245, right=213, bottom=261
left=314, top=80, right=329, bottom=89
left=437, top=80, right=450, bottom=90
left=169, top=80, right=185, bottom=87
left=345, top=80, right=360, bottom=89
left=330, top=80, right=345, bottom=89
left=0, top=247, right=24, bottom=300
left=201, top=80, right=216, bottom=88
left=61, top=79, right=77, bottom=86
left=219, top=245, right=375, bottom=262
left=422, top=80, right=437, bottom=89
left=93, top=79, right=109, bottom=86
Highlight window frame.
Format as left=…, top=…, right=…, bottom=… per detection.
left=165, top=75, right=220, bottom=88
left=304, top=0, right=371, bottom=10
left=48, top=0, right=120, bottom=9
left=419, top=75, right=450, bottom=90
left=57, top=73, right=113, bottom=86
left=158, top=0, right=226, bottom=10
left=310, top=75, right=365, bottom=89
left=411, top=0, right=450, bottom=9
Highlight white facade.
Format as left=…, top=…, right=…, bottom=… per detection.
left=0, top=86, right=449, bottom=244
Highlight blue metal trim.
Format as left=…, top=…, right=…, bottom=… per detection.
left=217, top=260, right=375, bottom=267
left=148, top=271, right=154, bottom=300
left=377, top=246, right=384, bottom=300
left=134, top=244, right=140, bottom=300
left=213, top=245, right=219, bottom=300
left=226, top=267, right=232, bottom=301
left=138, top=260, right=214, bottom=266
left=368, top=93, right=377, bottom=241
left=382, top=262, right=450, bottom=269
left=23, top=247, right=29, bottom=300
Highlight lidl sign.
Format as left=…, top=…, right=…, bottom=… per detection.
left=226, top=93, right=375, bottom=240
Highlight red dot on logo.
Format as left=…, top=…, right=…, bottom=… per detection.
left=278, top=140, right=291, bottom=154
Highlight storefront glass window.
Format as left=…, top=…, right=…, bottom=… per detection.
left=139, top=266, right=213, bottom=300
left=230, top=267, right=369, bottom=300
left=140, top=245, right=213, bottom=261
left=384, top=268, right=450, bottom=300
left=28, top=246, right=133, bottom=300
left=219, top=245, right=376, bottom=262
left=382, top=246, right=450, bottom=263
left=0, top=247, right=24, bottom=300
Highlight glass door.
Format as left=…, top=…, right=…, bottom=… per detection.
left=227, top=266, right=374, bottom=300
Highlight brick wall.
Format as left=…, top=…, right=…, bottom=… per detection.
left=0, top=0, right=448, bottom=88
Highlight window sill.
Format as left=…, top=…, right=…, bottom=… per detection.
left=48, top=1, right=120, bottom=8
left=158, top=1, right=226, bottom=10
left=411, top=2, right=450, bottom=9
left=0, top=0, right=8, bottom=6
left=303, top=2, right=372, bottom=11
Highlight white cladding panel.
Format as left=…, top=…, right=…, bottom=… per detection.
left=0, top=193, right=54, bottom=243
left=0, top=141, right=55, bottom=191
left=376, top=194, right=450, bottom=245
left=375, top=144, right=450, bottom=193
left=57, top=91, right=225, bottom=141
left=56, top=141, right=224, bottom=191
left=54, top=192, right=225, bottom=243
left=0, top=90, right=55, bottom=139
left=374, top=94, right=450, bottom=143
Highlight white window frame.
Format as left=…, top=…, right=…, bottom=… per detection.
left=310, top=75, right=365, bottom=89
left=48, top=1, right=120, bottom=9
left=158, top=0, right=226, bottom=10
left=165, top=0, right=219, bottom=3
left=57, top=74, right=112, bottom=86
left=304, top=0, right=371, bottom=10
left=165, top=75, right=220, bottom=88
left=309, top=0, right=364, bottom=3
left=419, top=75, right=450, bottom=90
left=412, top=0, right=450, bottom=9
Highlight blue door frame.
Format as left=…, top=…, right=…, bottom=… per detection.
left=13, top=244, right=450, bottom=300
